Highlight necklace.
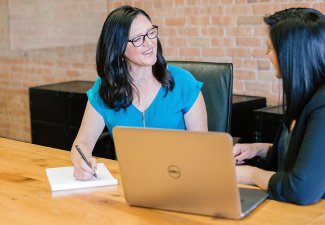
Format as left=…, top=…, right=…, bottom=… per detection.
left=133, top=76, right=154, bottom=87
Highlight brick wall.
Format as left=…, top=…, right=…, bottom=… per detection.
left=0, top=0, right=324, bottom=142
left=9, top=0, right=107, bottom=50
left=0, top=0, right=9, bottom=50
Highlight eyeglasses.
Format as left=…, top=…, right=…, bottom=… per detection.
left=128, top=25, right=158, bottom=47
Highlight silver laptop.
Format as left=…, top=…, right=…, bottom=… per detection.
left=112, top=127, right=268, bottom=219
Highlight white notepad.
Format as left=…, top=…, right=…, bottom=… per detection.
left=46, top=163, right=118, bottom=192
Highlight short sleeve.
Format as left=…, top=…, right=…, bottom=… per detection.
left=182, top=77, right=203, bottom=113
left=87, top=77, right=105, bottom=116
left=168, top=64, right=203, bottom=114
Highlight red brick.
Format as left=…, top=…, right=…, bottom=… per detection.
left=165, top=17, right=186, bottom=26
left=203, top=6, right=224, bottom=15
left=252, top=4, right=277, bottom=15
left=178, top=27, right=200, bottom=36
left=254, top=26, right=268, bottom=37
left=226, top=27, right=253, bottom=36
left=220, top=0, right=234, bottom=4
left=252, top=48, right=266, bottom=58
left=202, top=27, right=224, bottom=36
left=187, top=38, right=211, bottom=47
left=244, top=59, right=257, bottom=69
left=245, top=81, right=271, bottom=92
left=202, top=48, right=226, bottom=57
left=236, top=70, right=257, bottom=80
left=179, top=7, right=201, bottom=16
left=66, top=70, right=80, bottom=78
left=266, top=93, right=283, bottom=106
left=238, top=16, right=263, bottom=25
left=211, top=38, right=235, bottom=47
left=233, top=79, right=244, bottom=92
left=226, top=48, right=252, bottom=57
left=236, top=37, right=262, bottom=47
left=165, top=37, right=187, bottom=47
left=226, top=5, right=252, bottom=15
left=258, top=71, right=277, bottom=81
left=313, top=3, right=325, bottom=12
left=188, top=17, right=210, bottom=26
left=232, top=58, right=244, bottom=68
left=175, top=0, right=185, bottom=6
left=164, top=47, right=179, bottom=58
left=179, top=48, right=201, bottom=57
left=187, top=0, right=209, bottom=5
left=212, top=16, right=237, bottom=26
left=258, top=60, right=271, bottom=70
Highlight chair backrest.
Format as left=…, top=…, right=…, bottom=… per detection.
left=168, top=61, right=233, bottom=132
left=95, top=61, right=233, bottom=159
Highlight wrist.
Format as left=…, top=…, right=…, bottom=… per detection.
left=255, top=143, right=272, bottom=158
left=71, top=149, right=79, bottom=165
left=251, top=167, right=275, bottom=190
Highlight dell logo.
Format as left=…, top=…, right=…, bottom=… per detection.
left=167, top=165, right=181, bottom=179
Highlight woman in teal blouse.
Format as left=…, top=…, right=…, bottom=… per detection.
left=71, top=5, right=208, bottom=180
left=88, top=64, right=203, bottom=136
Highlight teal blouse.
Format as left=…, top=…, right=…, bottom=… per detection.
left=87, top=64, right=203, bottom=135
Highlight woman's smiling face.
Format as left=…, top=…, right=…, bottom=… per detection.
left=124, top=14, right=158, bottom=71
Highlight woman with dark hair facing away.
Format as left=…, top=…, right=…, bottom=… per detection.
left=233, top=8, right=325, bottom=205
left=71, top=5, right=207, bottom=180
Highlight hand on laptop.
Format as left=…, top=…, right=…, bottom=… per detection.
left=233, top=143, right=272, bottom=165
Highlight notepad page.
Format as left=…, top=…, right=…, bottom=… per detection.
left=46, top=163, right=118, bottom=192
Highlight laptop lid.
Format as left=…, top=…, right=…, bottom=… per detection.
left=112, top=127, right=267, bottom=219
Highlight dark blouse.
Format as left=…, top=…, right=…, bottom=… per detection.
left=266, top=84, right=325, bottom=205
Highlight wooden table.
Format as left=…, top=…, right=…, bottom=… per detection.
left=0, top=137, right=324, bottom=225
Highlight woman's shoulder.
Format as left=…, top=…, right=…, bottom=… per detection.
left=93, top=76, right=102, bottom=87
left=167, top=64, right=191, bottom=74
left=305, top=83, right=325, bottom=111
left=167, top=64, right=195, bottom=82
left=310, top=83, right=325, bottom=102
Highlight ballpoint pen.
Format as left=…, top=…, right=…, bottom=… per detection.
left=75, top=145, right=97, bottom=178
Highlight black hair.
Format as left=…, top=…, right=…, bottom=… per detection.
left=264, top=8, right=325, bottom=127
left=96, top=5, right=174, bottom=110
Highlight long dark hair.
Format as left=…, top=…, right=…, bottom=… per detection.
left=96, top=5, right=174, bottom=111
left=264, top=8, right=325, bottom=127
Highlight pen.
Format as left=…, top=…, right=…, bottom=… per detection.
left=75, top=145, right=97, bottom=178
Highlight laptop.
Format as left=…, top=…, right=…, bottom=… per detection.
left=112, top=127, right=268, bottom=219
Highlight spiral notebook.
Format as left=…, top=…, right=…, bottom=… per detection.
left=46, top=163, right=118, bottom=192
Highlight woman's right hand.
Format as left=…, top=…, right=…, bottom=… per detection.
left=71, top=148, right=98, bottom=181
left=233, top=143, right=271, bottom=165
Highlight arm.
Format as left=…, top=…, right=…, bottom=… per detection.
left=233, top=143, right=272, bottom=164
left=71, top=101, right=105, bottom=180
left=267, top=98, right=325, bottom=205
left=184, top=92, right=208, bottom=131
left=238, top=92, right=325, bottom=205
left=234, top=143, right=275, bottom=189
left=236, top=166, right=275, bottom=190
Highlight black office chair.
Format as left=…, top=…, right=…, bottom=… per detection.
left=168, top=61, right=233, bottom=132
left=94, top=61, right=233, bottom=159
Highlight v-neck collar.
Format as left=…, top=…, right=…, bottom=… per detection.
left=131, top=85, right=164, bottom=113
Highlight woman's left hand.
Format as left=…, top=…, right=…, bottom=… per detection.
left=235, top=165, right=275, bottom=190
left=235, top=165, right=255, bottom=185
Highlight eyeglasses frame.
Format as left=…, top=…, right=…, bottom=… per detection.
left=128, top=25, right=159, bottom=47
